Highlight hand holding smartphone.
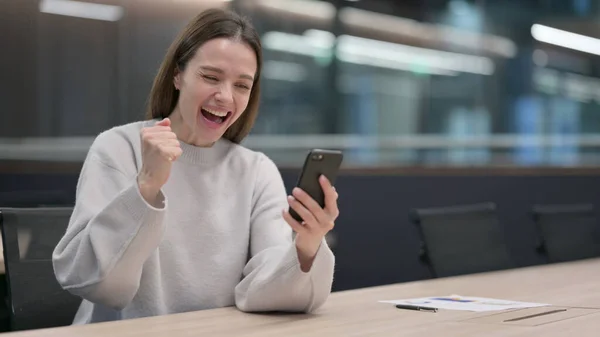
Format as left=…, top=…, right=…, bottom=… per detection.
left=289, top=149, right=343, bottom=222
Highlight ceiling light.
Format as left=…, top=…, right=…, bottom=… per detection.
left=39, top=0, right=124, bottom=22
left=531, top=23, right=600, bottom=56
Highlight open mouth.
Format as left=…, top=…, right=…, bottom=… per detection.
left=200, top=107, right=231, bottom=125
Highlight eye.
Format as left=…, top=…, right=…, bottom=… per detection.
left=203, top=75, right=218, bottom=82
left=235, top=83, right=251, bottom=91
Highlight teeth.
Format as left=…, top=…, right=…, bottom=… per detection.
left=203, top=108, right=228, bottom=117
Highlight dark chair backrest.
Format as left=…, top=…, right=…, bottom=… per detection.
left=532, top=203, right=600, bottom=263
left=0, top=207, right=81, bottom=331
left=0, top=191, right=71, bottom=208
left=410, top=202, right=514, bottom=278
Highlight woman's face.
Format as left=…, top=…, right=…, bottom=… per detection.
left=172, top=37, right=257, bottom=147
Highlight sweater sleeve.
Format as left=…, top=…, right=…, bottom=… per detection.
left=52, top=137, right=167, bottom=310
left=234, top=154, right=335, bottom=313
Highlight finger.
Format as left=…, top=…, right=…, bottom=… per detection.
left=319, top=175, right=333, bottom=189
left=282, top=210, right=308, bottom=234
left=319, top=175, right=336, bottom=205
left=167, top=153, right=181, bottom=162
left=159, top=137, right=180, bottom=145
left=158, top=145, right=182, bottom=161
left=160, top=142, right=181, bottom=150
left=141, top=129, right=176, bottom=143
left=146, top=134, right=178, bottom=143
left=292, top=187, right=330, bottom=225
left=166, top=147, right=183, bottom=159
left=287, top=195, right=319, bottom=227
left=145, top=126, right=175, bottom=134
left=149, top=138, right=180, bottom=149
left=171, top=147, right=183, bottom=159
left=332, top=186, right=338, bottom=200
left=152, top=133, right=178, bottom=141
left=319, top=175, right=339, bottom=218
left=142, top=128, right=176, bottom=138
left=156, top=118, right=171, bottom=127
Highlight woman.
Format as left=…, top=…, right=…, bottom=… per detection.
left=52, top=8, right=337, bottom=324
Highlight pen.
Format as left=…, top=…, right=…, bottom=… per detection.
left=396, top=304, right=438, bottom=313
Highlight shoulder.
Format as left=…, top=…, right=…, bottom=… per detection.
left=226, top=141, right=279, bottom=175
left=233, top=147, right=288, bottom=204
left=221, top=141, right=283, bottom=189
left=86, top=120, right=152, bottom=174
left=229, top=144, right=286, bottom=198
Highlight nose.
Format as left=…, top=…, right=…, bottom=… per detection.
left=214, top=83, right=233, bottom=104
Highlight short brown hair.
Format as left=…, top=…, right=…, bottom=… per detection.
left=146, top=8, right=262, bottom=144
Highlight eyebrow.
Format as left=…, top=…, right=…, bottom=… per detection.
left=199, top=65, right=254, bottom=81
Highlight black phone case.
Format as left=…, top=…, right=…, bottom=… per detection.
left=289, top=149, right=343, bottom=222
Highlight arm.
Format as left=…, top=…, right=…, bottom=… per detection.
left=52, top=144, right=167, bottom=310
left=234, top=155, right=335, bottom=313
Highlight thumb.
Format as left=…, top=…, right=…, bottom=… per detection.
left=156, top=118, right=171, bottom=127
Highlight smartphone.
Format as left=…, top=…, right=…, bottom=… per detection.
left=289, top=149, right=343, bottom=222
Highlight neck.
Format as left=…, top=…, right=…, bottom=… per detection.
left=169, top=108, right=215, bottom=147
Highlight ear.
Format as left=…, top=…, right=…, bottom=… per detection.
left=173, top=67, right=181, bottom=90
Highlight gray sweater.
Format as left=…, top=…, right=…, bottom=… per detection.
left=52, top=120, right=335, bottom=324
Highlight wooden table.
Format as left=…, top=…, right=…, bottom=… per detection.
left=6, top=259, right=600, bottom=336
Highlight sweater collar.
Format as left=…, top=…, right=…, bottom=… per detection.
left=178, top=137, right=231, bottom=166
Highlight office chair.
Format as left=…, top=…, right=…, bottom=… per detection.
left=410, top=202, right=514, bottom=278
left=533, top=203, right=600, bottom=263
left=0, top=191, right=71, bottom=208
left=0, top=207, right=81, bottom=331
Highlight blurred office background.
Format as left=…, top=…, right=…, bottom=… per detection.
left=2, top=0, right=600, bottom=319
left=3, top=0, right=600, bottom=168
